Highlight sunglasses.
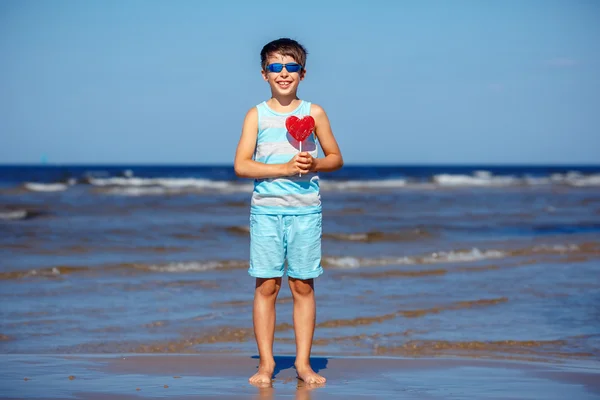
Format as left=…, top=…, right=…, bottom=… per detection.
left=266, top=63, right=303, bottom=73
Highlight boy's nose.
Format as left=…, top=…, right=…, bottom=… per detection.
left=280, top=67, right=289, bottom=77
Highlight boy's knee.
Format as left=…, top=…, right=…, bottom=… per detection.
left=288, top=278, right=314, bottom=297
left=255, top=278, right=281, bottom=297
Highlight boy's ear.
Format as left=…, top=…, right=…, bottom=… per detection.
left=300, top=69, right=306, bottom=81
left=261, top=69, right=269, bottom=81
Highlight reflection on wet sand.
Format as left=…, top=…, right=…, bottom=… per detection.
left=251, top=381, right=323, bottom=400
left=250, top=355, right=327, bottom=400
left=251, top=382, right=274, bottom=399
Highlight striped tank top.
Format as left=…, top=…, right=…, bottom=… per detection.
left=251, top=100, right=321, bottom=215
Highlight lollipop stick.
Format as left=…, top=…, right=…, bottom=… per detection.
left=299, top=141, right=302, bottom=177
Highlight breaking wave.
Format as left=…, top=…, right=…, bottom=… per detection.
left=323, top=248, right=507, bottom=269
left=320, top=179, right=408, bottom=190
left=23, top=182, right=70, bottom=192
left=323, top=243, right=590, bottom=269
left=433, top=170, right=600, bottom=188
left=134, top=260, right=247, bottom=273
left=0, top=260, right=248, bottom=280
left=0, top=209, right=28, bottom=220
left=0, top=207, right=48, bottom=221
left=1, top=242, right=595, bottom=280
left=0, top=265, right=93, bottom=280
left=89, top=177, right=253, bottom=195
left=433, top=171, right=519, bottom=187
left=85, top=171, right=600, bottom=194
left=13, top=168, right=600, bottom=196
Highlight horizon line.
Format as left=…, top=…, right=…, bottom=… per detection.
left=1, top=162, right=600, bottom=168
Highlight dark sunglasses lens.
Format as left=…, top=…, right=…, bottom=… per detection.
left=286, top=64, right=301, bottom=72
left=268, top=64, right=283, bottom=73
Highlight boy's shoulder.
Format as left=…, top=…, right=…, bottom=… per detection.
left=244, top=105, right=259, bottom=117
left=309, top=102, right=326, bottom=117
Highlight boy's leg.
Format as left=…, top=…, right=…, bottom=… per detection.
left=286, top=213, right=326, bottom=384
left=248, top=214, right=285, bottom=384
left=288, top=277, right=325, bottom=384
left=250, top=277, right=281, bottom=385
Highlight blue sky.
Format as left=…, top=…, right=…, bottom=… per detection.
left=1, top=0, right=599, bottom=165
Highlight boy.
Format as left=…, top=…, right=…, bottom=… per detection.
left=234, top=38, right=343, bottom=385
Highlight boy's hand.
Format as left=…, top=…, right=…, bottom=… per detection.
left=296, top=152, right=315, bottom=173
left=285, top=152, right=315, bottom=175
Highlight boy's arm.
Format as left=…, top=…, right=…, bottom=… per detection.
left=234, top=108, right=301, bottom=179
left=305, top=104, right=344, bottom=173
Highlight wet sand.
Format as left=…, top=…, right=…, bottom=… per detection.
left=1, top=354, right=599, bottom=399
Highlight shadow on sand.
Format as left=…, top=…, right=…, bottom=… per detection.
left=250, top=356, right=328, bottom=399
left=250, top=355, right=329, bottom=378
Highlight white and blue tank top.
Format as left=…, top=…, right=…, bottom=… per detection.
left=251, top=100, right=321, bottom=215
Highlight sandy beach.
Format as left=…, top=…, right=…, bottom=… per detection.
left=1, top=353, right=599, bottom=399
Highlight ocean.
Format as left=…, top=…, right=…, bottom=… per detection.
left=1, top=164, right=599, bottom=362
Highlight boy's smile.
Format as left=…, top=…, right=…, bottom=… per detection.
left=262, top=53, right=305, bottom=96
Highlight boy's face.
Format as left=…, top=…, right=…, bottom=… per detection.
left=262, top=52, right=305, bottom=97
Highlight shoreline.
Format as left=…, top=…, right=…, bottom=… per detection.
left=1, top=353, right=599, bottom=399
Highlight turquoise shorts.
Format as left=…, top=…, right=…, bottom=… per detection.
left=249, top=212, right=323, bottom=280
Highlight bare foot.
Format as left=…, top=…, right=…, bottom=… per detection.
left=295, top=363, right=326, bottom=385
left=249, top=362, right=275, bottom=385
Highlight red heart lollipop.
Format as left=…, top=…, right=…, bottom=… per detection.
left=285, top=115, right=315, bottom=142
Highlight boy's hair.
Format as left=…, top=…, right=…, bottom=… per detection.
left=260, top=38, right=308, bottom=71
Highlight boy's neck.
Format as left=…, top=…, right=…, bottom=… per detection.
left=266, top=94, right=301, bottom=113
